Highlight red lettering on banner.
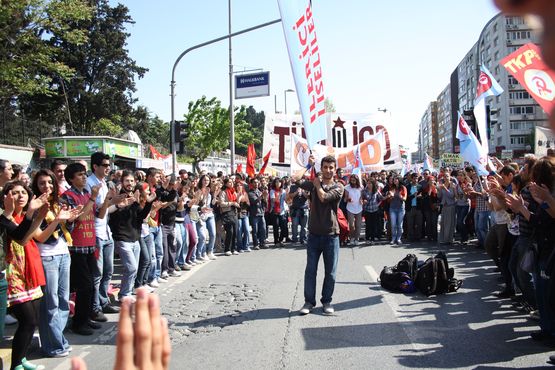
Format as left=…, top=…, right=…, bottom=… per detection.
left=305, top=4, right=312, bottom=21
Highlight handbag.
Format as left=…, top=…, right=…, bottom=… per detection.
left=520, top=247, right=536, bottom=274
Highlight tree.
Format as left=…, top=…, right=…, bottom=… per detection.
left=241, top=105, right=265, bottom=156
left=325, top=97, right=336, bottom=113
left=17, top=0, right=147, bottom=136
left=183, top=96, right=259, bottom=173
left=0, top=0, right=92, bottom=103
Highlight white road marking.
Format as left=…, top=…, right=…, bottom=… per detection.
left=364, top=265, right=438, bottom=351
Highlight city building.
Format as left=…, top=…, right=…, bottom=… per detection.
left=418, top=102, right=438, bottom=159
left=418, top=13, right=548, bottom=160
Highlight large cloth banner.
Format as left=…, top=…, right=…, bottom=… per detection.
left=501, top=43, right=555, bottom=116
left=263, top=113, right=401, bottom=171
left=277, top=0, right=327, bottom=148
left=290, top=132, right=385, bottom=177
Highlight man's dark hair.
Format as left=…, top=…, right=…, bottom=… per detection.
left=91, top=152, right=110, bottom=169
left=64, top=162, right=86, bottom=184
left=499, top=166, right=516, bottom=176
left=321, top=155, right=337, bottom=167
left=121, top=170, right=134, bottom=180
left=50, top=159, right=66, bottom=171
left=178, top=169, right=187, bottom=175
left=465, top=166, right=474, bottom=173
left=11, top=164, right=22, bottom=179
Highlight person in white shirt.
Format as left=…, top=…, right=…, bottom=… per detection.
left=344, top=174, right=363, bottom=245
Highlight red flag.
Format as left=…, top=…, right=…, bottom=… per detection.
left=149, top=145, right=170, bottom=160
left=236, top=163, right=243, bottom=174
left=258, top=149, right=272, bottom=175
left=246, top=144, right=256, bottom=178
left=501, top=43, right=555, bottom=116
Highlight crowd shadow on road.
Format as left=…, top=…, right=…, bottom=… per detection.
left=300, top=242, right=552, bottom=368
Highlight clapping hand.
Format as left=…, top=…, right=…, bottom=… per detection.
left=505, top=193, right=525, bottom=213
left=90, top=184, right=102, bottom=200
left=146, top=190, right=157, bottom=203
left=3, top=191, right=15, bottom=218
left=28, top=193, right=50, bottom=215
left=55, top=205, right=81, bottom=222
left=529, top=182, right=552, bottom=204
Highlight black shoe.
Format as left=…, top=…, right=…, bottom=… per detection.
left=547, top=354, right=555, bottom=365
left=494, top=289, right=515, bottom=299
left=72, top=324, right=94, bottom=336
left=87, top=320, right=102, bottom=329
left=90, top=310, right=108, bottom=322
left=102, top=304, right=121, bottom=314
left=531, top=330, right=554, bottom=341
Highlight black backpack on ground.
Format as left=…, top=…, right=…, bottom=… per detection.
left=415, top=252, right=462, bottom=296
left=396, top=254, right=418, bottom=280
left=379, top=266, right=415, bottom=293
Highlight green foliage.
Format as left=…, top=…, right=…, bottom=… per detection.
left=94, top=117, right=123, bottom=137
left=325, top=97, right=336, bottom=113
left=183, top=97, right=261, bottom=173
left=0, top=0, right=92, bottom=100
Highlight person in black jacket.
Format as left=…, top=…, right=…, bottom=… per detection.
left=108, top=171, right=155, bottom=301
left=406, top=173, right=423, bottom=241
left=156, top=175, right=180, bottom=278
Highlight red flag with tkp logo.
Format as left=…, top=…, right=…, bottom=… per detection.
left=501, top=43, right=555, bottom=115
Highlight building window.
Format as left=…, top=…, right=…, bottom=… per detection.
left=509, top=91, right=531, bottom=100
left=510, top=121, right=533, bottom=130
left=510, top=136, right=526, bottom=145
left=508, top=76, right=519, bottom=85
left=509, top=106, right=535, bottom=115
left=497, top=137, right=503, bottom=145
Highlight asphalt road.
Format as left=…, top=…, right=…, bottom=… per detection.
left=30, top=238, right=555, bottom=370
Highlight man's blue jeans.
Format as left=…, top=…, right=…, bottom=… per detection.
left=304, top=233, right=340, bottom=306
left=148, top=226, right=163, bottom=281
left=39, top=253, right=71, bottom=356
left=115, top=240, right=140, bottom=299
left=474, top=210, right=490, bottom=248
left=455, top=205, right=470, bottom=242
left=249, top=215, right=266, bottom=247
left=93, top=237, right=114, bottom=311
left=291, top=208, right=308, bottom=243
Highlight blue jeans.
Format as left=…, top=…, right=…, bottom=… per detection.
left=93, top=237, right=114, bottom=311
left=474, top=210, right=490, bottom=248
left=291, top=208, right=308, bottom=243
left=204, top=215, right=216, bottom=254
left=534, top=258, right=555, bottom=335
left=249, top=215, right=266, bottom=247
left=237, top=216, right=251, bottom=251
left=148, top=226, right=163, bottom=281
left=175, top=223, right=188, bottom=265
left=304, top=233, right=340, bottom=306
left=389, top=208, right=405, bottom=242
left=39, top=253, right=71, bottom=356
left=195, top=220, right=206, bottom=258
left=115, top=240, right=140, bottom=299
left=509, top=235, right=536, bottom=308
left=455, top=205, right=470, bottom=242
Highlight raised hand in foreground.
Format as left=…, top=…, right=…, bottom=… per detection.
left=71, top=288, right=171, bottom=370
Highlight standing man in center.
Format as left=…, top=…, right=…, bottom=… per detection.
left=86, top=152, right=120, bottom=321
left=293, top=155, right=344, bottom=315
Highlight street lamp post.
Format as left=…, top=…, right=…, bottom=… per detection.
left=284, top=89, right=295, bottom=115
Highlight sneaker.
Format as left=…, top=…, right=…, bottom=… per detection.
left=323, top=303, right=335, bottom=315
left=174, top=265, right=181, bottom=271
left=233, top=251, right=240, bottom=255
left=102, top=304, right=121, bottom=314
left=396, top=239, right=401, bottom=245
left=253, top=245, right=260, bottom=250
left=225, top=251, right=232, bottom=256
left=208, top=253, right=217, bottom=260
left=5, top=314, right=17, bottom=325
left=161, top=271, right=169, bottom=279
left=245, top=248, right=252, bottom=252
left=149, top=279, right=160, bottom=288
left=90, top=310, right=108, bottom=322
left=65, top=346, right=73, bottom=352
left=21, top=358, right=45, bottom=370
left=529, top=310, right=541, bottom=321
left=390, top=240, right=395, bottom=245
left=181, top=264, right=192, bottom=271
left=299, top=302, right=314, bottom=315
left=51, top=351, right=70, bottom=358
left=158, top=276, right=168, bottom=283
left=72, top=324, right=93, bottom=336
left=169, top=270, right=182, bottom=277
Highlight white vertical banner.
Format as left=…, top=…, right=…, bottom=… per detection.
left=277, top=0, right=327, bottom=148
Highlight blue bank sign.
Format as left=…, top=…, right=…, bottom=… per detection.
left=235, top=71, right=270, bottom=99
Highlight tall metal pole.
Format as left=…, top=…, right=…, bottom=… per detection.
left=169, top=18, right=281, bottom=175
left=284, top=90, right=287, bottom=115
left=228, top=0, right=235, bottom=173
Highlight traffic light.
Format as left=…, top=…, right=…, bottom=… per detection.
left=174, top=121, right=189, bottom=142
left=174, top=121, right=189, bottom=154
